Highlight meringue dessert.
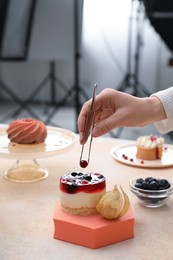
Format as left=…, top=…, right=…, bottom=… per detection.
left=7, top=118, right=47, bottom=144
left=136, top=135, right=164, bottom=160
left=60, top=172, right=106, bottom=216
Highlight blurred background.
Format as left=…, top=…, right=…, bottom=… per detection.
left=0, top=0, right=173, bottom=141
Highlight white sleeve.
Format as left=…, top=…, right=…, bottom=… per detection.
left=151, top=87, right=173, bottom=134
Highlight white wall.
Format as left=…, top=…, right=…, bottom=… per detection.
left=80, top=0, right=173, bottom=96
left=0, top=0, right=172, bottom=103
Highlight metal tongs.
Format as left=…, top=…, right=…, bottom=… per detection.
left=79, top=84, right=97, bottom=167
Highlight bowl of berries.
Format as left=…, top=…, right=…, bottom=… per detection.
left=129, top=177, right=173, bottom=208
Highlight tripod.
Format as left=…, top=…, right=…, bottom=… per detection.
left=117, top=0, right=150, bottom=96
left=111, top=0, right=151, bottom=138
left=44, top=0, right=89, bottom=129
left=0, top=0, right=89, bottom=133
left=28, top=0, right=89, bottom=132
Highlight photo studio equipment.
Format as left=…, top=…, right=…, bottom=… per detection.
left=44, top=0, right=89, bottom=129
left=116, top=0, right=151, bottom=97
left=0, top=0, right=88, bottom=132
left=0, top=0, right=40, bottom=121
left=111, top=0, right=173, bottom=139
left=111, top=0, right=151, bottom=138
left=142, top=0, right=173, bottom=59
left=28, top=0, right=88, bottom=130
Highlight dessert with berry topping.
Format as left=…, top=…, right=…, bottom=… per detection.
left=7, top=118, right=47, bottom=144
left=60, top=172, right=106, bottom=216
left=136, top=135, right=164, bottom=160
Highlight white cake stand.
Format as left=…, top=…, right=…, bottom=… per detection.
left=0, top=126, right=77, bottom=183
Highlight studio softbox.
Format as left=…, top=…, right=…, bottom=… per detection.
left=142, top=0, right=173, bottom=53
left=0, top=0, right=36, bottom=60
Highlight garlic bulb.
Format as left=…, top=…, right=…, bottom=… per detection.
left=96, top=185, right=130, bottom=220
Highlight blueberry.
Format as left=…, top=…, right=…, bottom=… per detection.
left=77, top=172, right=83, bottom=176
left=134, top=177, right=171, bottom=191
left=148, top=181, right=159, bottom=190
left=157, top=179, right=170, bottom=189
left=141, top=181, right=148, bottom=189
left=145, top=177, right=154, bottom=183
left=71, top=172, right=77, bottom=177
left=158, top=179, right=164, bottom=186
left=136, top=178, right=144, bottom=184
left=150, top=178, right=157, bottom=183
left=135, top=183, right=142, bottom=189
left=67, top=183, right=77, bottom=193
left=84, top=175, right=92, bottom=181
left=163, top=180, right=171, bottom=189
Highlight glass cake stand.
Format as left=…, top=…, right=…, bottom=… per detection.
left=0, top=126, right=76, bottom=183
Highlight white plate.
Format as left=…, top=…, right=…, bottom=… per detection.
left=111, top=143, right=173, bottom=168
left=0, top=126, right=77, bottom=159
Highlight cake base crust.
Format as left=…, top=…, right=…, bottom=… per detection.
left=136, top=145, right=162, bottom=160
left=61, top=204, right=97, bottom=216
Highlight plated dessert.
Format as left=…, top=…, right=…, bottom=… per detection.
left=55, top=175, right=133, bottom=248
left=136, top=135, right=164, bottom=160
left=6, top=118, right=47, bottom=144
left=60, top=171, right=106, bottom=216
left=59, top=171, right=130, bottom=220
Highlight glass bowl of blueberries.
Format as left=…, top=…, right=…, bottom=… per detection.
left=129, top=177, right=173, bottom=208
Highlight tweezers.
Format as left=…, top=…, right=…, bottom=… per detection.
left=79, top=84, right=97, bottom=166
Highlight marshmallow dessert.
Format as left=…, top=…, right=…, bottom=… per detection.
left=7, top=118, right=47, bottom=144
left=60, top=172, right=106, bottom=216
left=136, top=135, right=164, bottom=160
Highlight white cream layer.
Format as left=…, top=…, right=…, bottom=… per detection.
left=137, top=135, right=164, bottom=148
left=60, top=190, right=106, bottom=208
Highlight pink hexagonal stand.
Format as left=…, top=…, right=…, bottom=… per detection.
left=53, top=202, right=134, bottom=249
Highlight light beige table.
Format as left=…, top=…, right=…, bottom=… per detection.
left=0, top=135, right=173, bottom=260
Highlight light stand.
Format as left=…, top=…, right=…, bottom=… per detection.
left=45, top=0, right=89, bottom=132
left=110, top=0, right=150, bottom=138
left=117, top=0, right=150, bottom=96
left=0, top=0, right=89, bottom=132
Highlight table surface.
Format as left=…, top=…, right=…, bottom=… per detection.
left=1, top=133, right=173, bottom=260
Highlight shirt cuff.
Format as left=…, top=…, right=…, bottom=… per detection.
left=151, top=87, right=173, bottom=134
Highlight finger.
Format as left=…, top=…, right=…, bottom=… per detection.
left=80, top=114, right=94, bottom=144
left=78, top=101, right=91, bottom=131
left=78, top=100, right=93, bottom=144
left=92, top=112, right=124, bottom=137
left=78, top=93, right=103, bottom=144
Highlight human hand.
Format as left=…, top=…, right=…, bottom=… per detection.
left=78, top=88, right=166, bottom=144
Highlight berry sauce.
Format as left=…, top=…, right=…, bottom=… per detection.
left=156, top=147, right=159, bottom=159
left=60, top=172, right=106, bottom=194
